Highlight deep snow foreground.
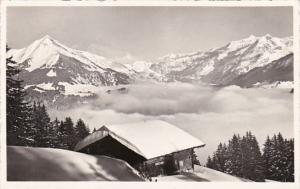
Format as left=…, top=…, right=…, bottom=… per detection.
left=7, top=146, right=144, bottom=181
left=154, top=165, right=249, bottom=182
left=7, top=146, right=251, bottom=182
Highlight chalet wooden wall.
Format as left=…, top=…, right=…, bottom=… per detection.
left=138, top=149, right=194, bottom=177
left=79, top=135, right=146, bottom=166
left=173, top=148, right=194, bottom=171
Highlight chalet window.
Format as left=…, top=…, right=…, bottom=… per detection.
left=155, top=161, right=163, bottom=166
left=179, top=160, right=184, bottom=169
left=102, top=130, right=108, bottom=136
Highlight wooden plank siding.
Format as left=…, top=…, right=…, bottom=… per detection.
left=78, top=135, right=146, bottom=166
left=137, top=148, right=194, bottom=177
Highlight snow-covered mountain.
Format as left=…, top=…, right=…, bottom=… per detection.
left=7, top=35, right=131, bottom=97
left=230, top=53, right=293, bottom=88
left=7, top=34, right=293, bottom=106
left=150, top=34, right=293, bottom=86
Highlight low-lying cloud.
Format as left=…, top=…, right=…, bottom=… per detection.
left=49, top=82, right=293, bottom=163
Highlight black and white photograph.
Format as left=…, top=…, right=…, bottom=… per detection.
left=1, top=1, right=298, bottom=185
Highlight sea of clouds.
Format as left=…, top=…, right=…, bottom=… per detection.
left=49, top=82, right=293, bottom=163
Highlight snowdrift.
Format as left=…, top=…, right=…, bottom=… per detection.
left=153, top=165, right=250, bottom=182
left=7, top=146, right=144, bottom=181
left=193, top=165, right=250, bottom=182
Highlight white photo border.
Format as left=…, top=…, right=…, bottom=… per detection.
left=0, top=1, right=299, bottom=189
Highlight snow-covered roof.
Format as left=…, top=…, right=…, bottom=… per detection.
left=75, top=120, right=205, bottom=159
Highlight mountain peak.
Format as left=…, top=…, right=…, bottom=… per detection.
left=39, top=35, right=56, bottom=45
left=243, top=34, right=275, bottom=42
left=41, top=34, right=52, bottom=40
left=264, top=33, right=272, bottom=37
left=261, top=33, right=272, bottom=40
left=247, top=34, right=256, bottom=40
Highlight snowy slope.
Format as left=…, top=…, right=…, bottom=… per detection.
left=153, top=165, right=249, bottom=182
left=193, top=165, right=250, bottom=181
left=7, top=146, right=144, bottom=181
left=7, top=146, right=250, bottom=182
left=125, top=60, right=166, bottom=82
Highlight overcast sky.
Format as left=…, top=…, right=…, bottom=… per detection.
left=7, top=6, right=292, bottom=60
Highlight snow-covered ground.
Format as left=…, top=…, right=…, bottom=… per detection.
left=7, top=146, right=251, bottom=182
left=7, top=146, right=144, bottom=181
left=153, top=165, right=250, bottom=182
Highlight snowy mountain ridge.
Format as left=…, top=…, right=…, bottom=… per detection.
left=8, top=35, right=118, bottom=73
left=7, top=34, right=293, bottom=106
left=7, top=35, right=131, bottom=106
left=150, top=34, right=293, bottom=85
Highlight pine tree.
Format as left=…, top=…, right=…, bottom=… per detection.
left=277, top=133, right=287, bottom=180
left=248, top=132, right=265, bottom=181
left=192, top=149, right=201, bottom=166
left=263, top=136, right=273, bottom=179
left=240, top=132, right=265, bottom=181
left=214, top=143, right=227, bottom=172
left=206, top=156, right=214, bottom=168
left=224, top=134, right=242, bottom=177
left=48, top=117, right=61, bottom=148
left=32, top=102, right=51, bottom=147
left=30, top=101, right=38, bottom=146
left=267, top=134, right=278, bottom=180
left=271, top=133, right=284, bottom=181
left=285, top=139, right=294, bottom=182
left=211, top=153, right=219, bottom=170
left=58, top=120, right=69, bottom=149
left=75, top=119, right=90, bottom=141
left=208, top=132, right=294, bottom=182
left=270, top=133, right=290, bottom=181
left=61, top=117, right=76, bottom=150
left=263, top=134, right=294, bottom=182
left=6, top=51, right=34, bottom=146
left=240, top=135, right=250, bottom=178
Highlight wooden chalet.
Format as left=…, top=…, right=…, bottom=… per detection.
left=75, top=120, right=205, bottom=177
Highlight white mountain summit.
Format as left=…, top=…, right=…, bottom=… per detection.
left=7, top=35, right=131, bottom=100
left=8, top=35, right=119, bottom=73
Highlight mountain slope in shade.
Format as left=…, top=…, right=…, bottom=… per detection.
left=230, top=53, right=293, bottom=88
